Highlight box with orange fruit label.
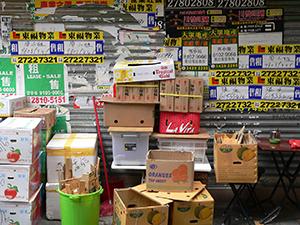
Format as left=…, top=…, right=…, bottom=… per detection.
left=113, top=187, right=170, bottom=225
left=146, top=150, right=194, bottom=192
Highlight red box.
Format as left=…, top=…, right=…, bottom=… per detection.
left=159, top=111, right=200, bottom=134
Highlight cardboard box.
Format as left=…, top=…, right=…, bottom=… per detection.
left=0, top=117, right=42, bottom=164
left=160, top=79, right=175, bottom=112
left=0, top=184, right=42, bottom=225
left=116, top=84, right=130, bottom=101
left=113, top=59, right=175, bottom=83
left=146, top=150, right=194, bottom=192
left=170, top=188, right=214, bottom=225
left=189, top=77, right=204, bottom=113
left=14, top=107, right=56, bottom=130
left=46, top=182, right=61, bottom=220
left=0, top=152, right=42, bottom=202
left=103, top=100, right=155, bottom=127
left=0, top=95, right=25, bottom=117
left=159, top=111, right=200, bottom=134
left=174, top=77, right=189, bottom=113
left=132, top=182, right=211, bottom=225
left=144, top=81, right=159, bottom=103
left=214, top=133, right=258, bottom=183
left=46, top=133, right=98, bottom=183
left=114, top=188, right=169, bottom=225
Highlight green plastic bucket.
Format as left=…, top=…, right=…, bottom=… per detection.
left=57, top=187, right=103, bottom=225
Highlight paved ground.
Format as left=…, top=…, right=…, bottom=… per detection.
left=40, top=201, right=300, bottom=225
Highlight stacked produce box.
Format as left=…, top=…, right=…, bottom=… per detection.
left=0, top=116, right=43, bottom=224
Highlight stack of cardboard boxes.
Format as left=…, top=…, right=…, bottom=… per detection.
left=105, top=59, right=214, bottom=224
left=114, top=150, right=214, bottom=225
left=0, top=116, right=43, bottom=224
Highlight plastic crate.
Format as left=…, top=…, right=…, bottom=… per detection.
left=157, top=138, right=207, bottom=162
left=110, top=131, right=151, bottom=165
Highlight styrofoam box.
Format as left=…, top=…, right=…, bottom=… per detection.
left=46, top=133, right=98, bottom=183
left=110, top=131, right=151, bottom=165
left=157, top=138, right=207, bottom=163
left=46, top=182, right=61, bottom=220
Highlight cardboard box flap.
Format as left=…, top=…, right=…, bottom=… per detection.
left=131, top=183, right=173, bottom=205
left=192, top=188, right=214, bottom=202
left=147, top=150, right=194, bottom=161
left=133, top=181, right=205, bottom=202
left=0, top=117, right=42, bottom=129
left=115, top=187, right=167, bottom=208
left=46, top=133, right=97, bottom=151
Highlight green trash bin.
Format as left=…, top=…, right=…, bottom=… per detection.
left=57, top=187, right=103, bottom=225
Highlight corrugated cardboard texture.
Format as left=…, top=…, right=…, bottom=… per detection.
left=146, top=150, right=194, bottom=192
left=214, top=133, right=258, bottom=183
left=104, top=102, right=155, bottom=127
left=14, top=107, right=56, bottom=130
left=189, top=77, right=204, bottom=113
left=114, top=188, right=169, bottom=225
left=170, top=188, right=214, bottom=225
left=160, top=79, right=175, bottom=112
left=174, top=77, right=189, bottom=113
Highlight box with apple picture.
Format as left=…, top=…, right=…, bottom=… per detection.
left=0, top=151, right=42, bottom=202
left=0, top=117, right=42, bottom=164
left=0, top=184, right=42, bottom=225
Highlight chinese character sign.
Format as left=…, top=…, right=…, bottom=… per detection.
left=24, top=64, right=68, bottom=105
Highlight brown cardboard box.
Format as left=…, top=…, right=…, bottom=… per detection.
left=160, top=79, right=175, bottom=112
left=214, top=133, right=258, bottom=183
left=189, top=77, right=204, bottom=113
left=132, top=182, right=212, bottom=225
left=13, top=108, right=56, bottom=130
left=130, top=82, right=144, bottom=102
left=174, top=77, right=189, bottom=113
left=144, top=81, right=159, bottom=103
left=116, top=84, right=130, bottom=101
left=103, top=99, right=155, bottom=127
left=170, top=188, right=214, bottom=225
left=113, top=188, right=169, bottom=225
left=146, top=150, right=194, bottom=192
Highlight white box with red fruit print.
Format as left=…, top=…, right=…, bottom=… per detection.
left=146, top=150, right=194, bottom=192
left=0, top=117, right=42, bottom=164
left=0, top=184, right=42, bottom=225
left=0, top=151, right=41, bottom=202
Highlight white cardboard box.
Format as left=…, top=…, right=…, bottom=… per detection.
left=46, top=182, right=61, bottom=220
left=0, top=184, right=42, bottom=225
left=0, top=152, right=42, bottom=202
left=0, top=117, right=42, bottom=164
left=113, top=59, right=175, bottom=83
left=0, top=95, right=25, bottom=117
left=46, top=133, right=98, bottom=183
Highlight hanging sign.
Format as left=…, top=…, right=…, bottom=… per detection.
left=210, top=28, right=238, bottom=69
left=10, top=31, right=104, bottom=64
left=181, top=31, right=210, bottom=71
left=24, top=64, right=69, bottom=105
left=0, top=58, right=18, bottom=95
left=209, top=69, right=300, bottom=111
left=239, top=44, right=300, bottom=55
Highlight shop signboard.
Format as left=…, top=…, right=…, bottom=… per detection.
left=10, top=31, right=104, bottom=64
left=210, top=28, right=238, bottom=69
left=181, top=31, right=210, bottom=71
left=0, top=58, right=18, bottom=95
left=209, top=69, right=300, bottom=111
left=24, top=64, right=69, bottom=105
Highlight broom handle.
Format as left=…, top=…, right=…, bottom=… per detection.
left=93, top=96, right=112, bottom=203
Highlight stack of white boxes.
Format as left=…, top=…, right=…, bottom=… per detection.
left=0, top=117, right=43, bottom=224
